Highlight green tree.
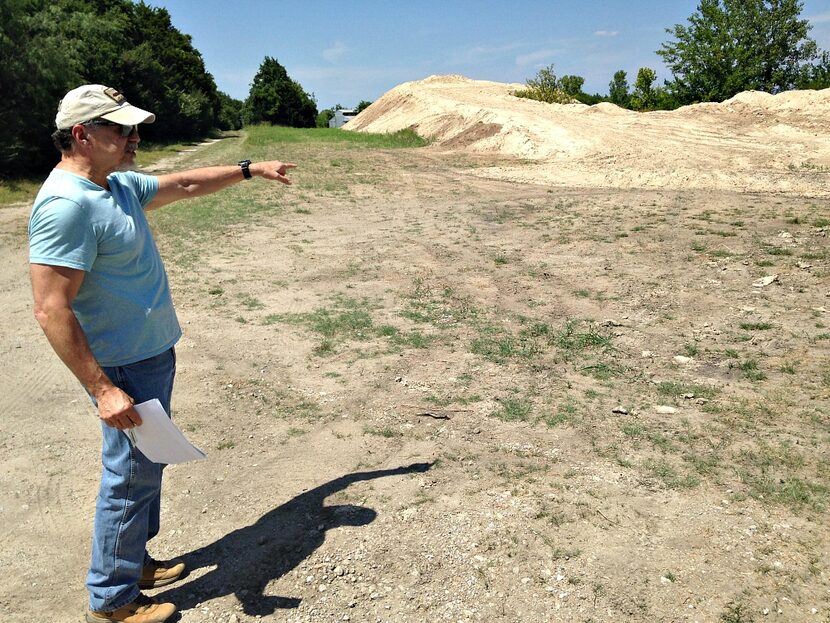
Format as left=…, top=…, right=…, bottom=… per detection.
left=216, top=92, right=244, bottom=130
left=125, top=3, right=220, bottom=140
left=513, top=65, right=571, bottom=104
left=631, top=67, right=657, bottom=110
left=355, top=100, right=373, bottom=113
left=559, top=75, right=585, bottom=97
left=0, top=0, right=123, bottom=174
left=658, top=0, right=819, bottom=103
left=316, top=109, right=335, bottom=128
left=799, top=51, right=830, bottom=89
left=245, top=56, right=317, bottom=128
left=0, top=0, right=224, bottom=175
left=608, top=70, right=631, bottom=108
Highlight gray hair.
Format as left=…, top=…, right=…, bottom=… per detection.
left=51, top=128, right=75, bottom=153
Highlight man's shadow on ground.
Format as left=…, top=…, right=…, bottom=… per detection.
left=157, top=462, right=432, bottom=616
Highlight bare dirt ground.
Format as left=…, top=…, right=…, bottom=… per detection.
left=2, top=79, right=829, bottom=623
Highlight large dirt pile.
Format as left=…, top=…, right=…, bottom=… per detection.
left=347, top=74, right=830, bottom=195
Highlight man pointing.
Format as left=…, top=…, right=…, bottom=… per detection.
left=29, top=84, right=295, bottom=623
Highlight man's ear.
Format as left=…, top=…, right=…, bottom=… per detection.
left=70, top=124, right=88, bottom=144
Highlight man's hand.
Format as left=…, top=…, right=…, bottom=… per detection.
left=255, top=160, right=297, bottom=185
left=96, top=386, right=142, bottom=429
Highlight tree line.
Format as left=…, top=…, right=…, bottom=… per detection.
left=516, top=0, right=829, bottom=110
left=2, top=0, right=829, bottom=177
left=0, top=1, right=329, bottom=176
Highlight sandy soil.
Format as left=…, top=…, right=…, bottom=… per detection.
left=1, top=78, right=829, bottom=623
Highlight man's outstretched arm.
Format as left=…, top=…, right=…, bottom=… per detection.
left=146, top=160, right=297, bottom=211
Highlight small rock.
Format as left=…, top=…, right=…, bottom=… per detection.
left=683, top=393, right=695, bottom=399
left=798, top=262, right=812, bottom=269
left=612, top=406, right=628, bottom=415
left=673, top=355, right=693, bottom=364
left=752, top=274, right=778, bottom=288
left=642, top=350, right=654, bottom=358
left=655, top=405, right=677, bottom=414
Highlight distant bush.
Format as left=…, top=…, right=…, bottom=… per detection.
left=513, top=65, right=572, bottom=104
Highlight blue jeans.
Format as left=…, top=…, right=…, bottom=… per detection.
left=86, top=348, right=176, bottom=611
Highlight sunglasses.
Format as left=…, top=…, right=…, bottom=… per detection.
left=85, top=119, right=137, bottom=137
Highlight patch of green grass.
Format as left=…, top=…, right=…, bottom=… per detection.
left=814, top=217, right=830, bottom=227
left=683, top=342, right=700, bottom=357
left=471, top=329, right=541, bottom=363
left=267, top=296, right=375, bottom=335
left=554, top=319, right=613, bottom=352
left=492, top=397, right=532, bottom=422
left=425, top=393, right=482, bottom=407
left=764, top=246, right=793, bottom=256
left=544, top=398, right=580, bottom=427
left=363, top=425, right=402, bottom=438
left=643, top=459, right=699, bottom=489
left=0, top=177, right=41, bottom=205
left=239, top=294, right=265, bottom=310
left=739, top=322, right=773, bottom=331
left=580, top=361, right=624, bottom=380
left=720, top=602, right=754, bottom=623
left=683, top=452, right=721, bottom=476
left=245, top=124, right=430, bottom=148
left=732, top=358, right=766, bottom=381
left=656, top=381, right=718, bottom=399
left=401, top=279, right=478, bottom=327
left=387, top=329, right=433, bottom=349
left=780, top=361, right=797, bottom=374
left=737, top=443, right=827, bottom=512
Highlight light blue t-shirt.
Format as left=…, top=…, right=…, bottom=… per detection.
left=29, top=169, right=181, bottom=367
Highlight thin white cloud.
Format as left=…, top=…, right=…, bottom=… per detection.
left=808, top=11, right=830, bottom=24
left=594, top=30, right=619, bottom=37
left=322, top=41, right=349, bottom=62
left=515, top=48, right=561, bottom=67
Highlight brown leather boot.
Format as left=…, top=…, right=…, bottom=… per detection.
left=85, top=593, right=176, bottom=623
left=138, top=558, right=186, bottom=589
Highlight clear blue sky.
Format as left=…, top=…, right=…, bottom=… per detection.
left=144, top=0, right=830, bottom=110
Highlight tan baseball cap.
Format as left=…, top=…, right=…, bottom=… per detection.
left=55, top=84, right=156, bottom=129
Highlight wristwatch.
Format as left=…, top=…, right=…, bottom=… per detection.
left=238, top=159, right=252, bottom=179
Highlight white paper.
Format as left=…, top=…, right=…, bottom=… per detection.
left=129, top=399, right=207, bottom=464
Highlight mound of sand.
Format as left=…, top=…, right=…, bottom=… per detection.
left=347, top=75, right=830, bottom=195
